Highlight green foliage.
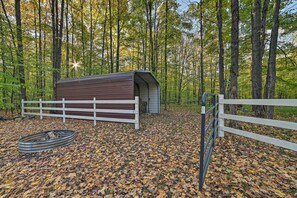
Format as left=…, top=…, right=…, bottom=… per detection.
left=0, top=0, right=296, bottom=111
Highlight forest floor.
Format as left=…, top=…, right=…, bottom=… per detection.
left=0, top=110, right=296, bottom=197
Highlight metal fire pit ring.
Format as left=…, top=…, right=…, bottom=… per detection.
left=18, top=130, right=75, bottom=153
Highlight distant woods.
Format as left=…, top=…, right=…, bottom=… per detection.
left=0, top=0, right=296, bottom=117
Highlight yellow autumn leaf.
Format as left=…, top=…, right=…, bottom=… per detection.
left=272, top=189, right=286, bottom=197
left=129, top=161, right=135, bottom=165
left=31, top=181, right=39, bottom=186
left=157, top=189, right=166, bottom=198
left=235, top=191, right=244, bottom=198
left=0, top=148, right=6, bottom=153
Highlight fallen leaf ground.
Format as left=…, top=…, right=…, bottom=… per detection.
left=0, top=111, right=296, bottom=197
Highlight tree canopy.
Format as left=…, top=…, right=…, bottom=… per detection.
left=0, top=0, right=296, bottom=114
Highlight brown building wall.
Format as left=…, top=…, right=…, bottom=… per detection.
left=56, top=75, right=135, bottom=119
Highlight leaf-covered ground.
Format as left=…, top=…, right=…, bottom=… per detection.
left=0, top=111, right=296, bottom=197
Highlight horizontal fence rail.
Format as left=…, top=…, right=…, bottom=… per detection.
left=23, top=100, right=137, bottom=104
left=221, top=126, right=297, bottom=151
left=21, top=97, right=140, bottom=129
left=219, top=96, right=297, bottom=151
left=220, top=114, right=297, bottom=131
left=220, top=99, right=297, bottom=107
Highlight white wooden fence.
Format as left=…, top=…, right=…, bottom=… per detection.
left=218, top=95, right=297, bottom=151
left=22, top=97, right=140, bottom=130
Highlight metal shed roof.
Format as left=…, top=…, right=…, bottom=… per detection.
left=57, top=70, right=159, bottom=85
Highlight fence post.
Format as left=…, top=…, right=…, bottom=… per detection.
left=199, top=97, right=206, bottom=191
left=93, top=97, right=96, bottom=126
left=218, top=94, right=224, bottom=137
left=135, top=96, right=139, bottom=130
left=62, top=98, right=65, bottom=123
left=39, top=98, right=43, bottom=120
left=21, top=99, right=24, bottom=117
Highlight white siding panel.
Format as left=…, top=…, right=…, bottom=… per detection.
left=149, top=84, right=160, bottom=113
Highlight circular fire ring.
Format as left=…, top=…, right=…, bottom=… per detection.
left=18, top=130, right=75, bottom=153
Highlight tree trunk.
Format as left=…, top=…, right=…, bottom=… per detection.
left=251, top=0, right=263, bottom=117
left=51, top=0, right=56, bottom=95
left=164, top=0, right=168, bottom=110
left=89, top=0, right=93, bottom=75
left=51, top=0, right=64, bottom=100
left=213, top=62, right=217, bottom=94
left=200, top=1, right=204, bottom=97
left=174, top=49, right=178, bottom=102
left=101, top=3, right=107, bottom=74
left=217, top=0, right=225, bottom=95
left=71, top=0, right=74, bottom=77
left=146, top=0, right=154, bottom=73
left=153, top=2, right=159, bottom=77
left=261, top=0, right=270, bottom=59
left=1, top=0, right=16, bottom=48
left=178, top=42, right=188, bottom=105
left=131, top=40, right=134, bottom=70
left=210, top=58, right=213, bottom=93
left=1, top=0, right=17, bottom=111
left=264, top=0, right=280, bottom=119
left=106, top=26, right=110, bottom=71
left=154, top=19, right=159, bottom=77
left=15, top=0, right=27, bottom=101
left=0, top=18, right=7, bottom=107
left=34, top=5, right=38, bottom=98
left=142, top=22, right=147, bottom=70
left=11, top=59, right=16, bottom=113
left=109, top=0, right=114, bottom=73
left=116, top=0, right=120, bottom=72
left=193, top=55, right=197, bottom=104
left=66, top=0, right=70, bottom=78
left=43, top=3, right=48, bottom=94
left=38, top=0, right=43, bottom=97
left=57, top=0, right=64, bottom=79
left=229, top=0, right=239, bottom=121
left=137, top=42, right=140, bottom=70
left=80, top=0, right=85, bottom=75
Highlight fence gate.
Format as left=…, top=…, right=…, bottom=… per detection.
left=199, top=93, right=219, bottom=191
left=199, top=92, right=297, bottom=191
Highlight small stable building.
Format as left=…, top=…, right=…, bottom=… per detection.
left=56, top=71, right=160, bottom=118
